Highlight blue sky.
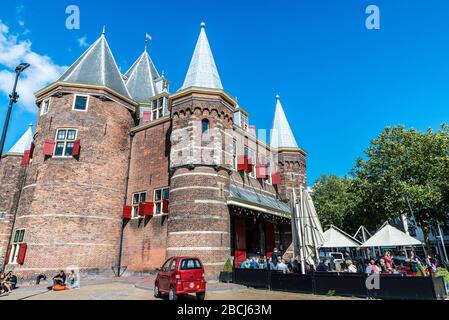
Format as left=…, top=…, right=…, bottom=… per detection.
left=0, top=0, right=448, bottom=184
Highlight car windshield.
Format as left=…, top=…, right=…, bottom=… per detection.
left=180, top=259, right=202, bottom=270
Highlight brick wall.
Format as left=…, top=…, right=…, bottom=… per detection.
left=7, top=87, right=134, bottom=279
left=122, top=119, right=171, bottom=272
left=0, top=155, right=26, bottom=265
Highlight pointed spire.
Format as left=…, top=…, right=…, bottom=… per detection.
left=270, top=95, right=299, bottom=149
left=58, top=31, right=131, bottom=98
left=7, top=126, right=33, bottom=155
left=125, top=42, right=161, bottom=103
left=180, top=22, right=223, bottom=91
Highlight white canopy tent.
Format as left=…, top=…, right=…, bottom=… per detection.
left=361, top=223, right=422, bottom=248
left=321, top=225, right=362, bottom=249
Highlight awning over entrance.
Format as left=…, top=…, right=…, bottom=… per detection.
left=228, top=184, right=291, bottom=219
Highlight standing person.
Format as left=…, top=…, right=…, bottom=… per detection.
left=292, top=259, right=301, bottom=274
left=272, top=248, right=281, bottom=267
left=383, top=251, right=393, bottom=270
left=425, top=256, right=437, bottom=276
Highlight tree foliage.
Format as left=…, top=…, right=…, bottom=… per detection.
left=312, top=124, right=449, bottom=250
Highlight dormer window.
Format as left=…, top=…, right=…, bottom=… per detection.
left=234, top=110, right=249, bottom=132
left=73, top=95, right=89, bottom=111
left=152, top=97, right=165, bottom=121
left=41, top=99, right=50, bottom=116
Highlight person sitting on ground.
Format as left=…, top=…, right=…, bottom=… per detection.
left=0, top=273, right=12, bottom=296
left=276, top=259, right=290, bottom=274
left=5, top=271, right=17, bottom=290
left=317, top=258, right=331, bottom=272
left=346, top=260, right=358, bottom=273
left=53, top=270, right=67, bottom=286
left=365, top=260, right=381, bottom=275
left=68, top=270, right=80, bottom=289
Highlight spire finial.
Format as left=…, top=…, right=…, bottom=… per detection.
left=28, top=123, right=33, bottom=128
left=145, top=33, right=152, bottom=51
left=276, top=94, right=280, bottom=101
left=200, top=21, right=206, bottom=29
left=102, top=25, right=106, bottom=36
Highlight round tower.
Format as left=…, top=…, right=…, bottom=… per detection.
left=5, top=33, right=137, bottom=278
left=166, top=23, right=235, bottom=279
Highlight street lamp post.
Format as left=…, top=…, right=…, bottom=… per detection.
left=0, top=63, right=31, bottom=162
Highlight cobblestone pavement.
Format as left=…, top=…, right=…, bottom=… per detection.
left=0, top=276, right=357, bottom=301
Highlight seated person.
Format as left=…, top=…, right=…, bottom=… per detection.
left=5, top=271, right=18, bottom=289
left=240, top=259, right=251, bottom=269
left=53, top=270, right=67, bottom=286
left=317, top=258, right=331, bottom=272
left=0, top=273, right=12, bottom=296
left=68, top=270, right=80, bottom=289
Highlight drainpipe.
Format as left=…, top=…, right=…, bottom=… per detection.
left=117, top=131, right=134, bottom=277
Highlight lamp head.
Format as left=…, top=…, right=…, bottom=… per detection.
left=15, top=63, right=30, bottom=73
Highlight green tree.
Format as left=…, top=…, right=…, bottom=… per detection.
left=353, top=124, right=449, bottom=252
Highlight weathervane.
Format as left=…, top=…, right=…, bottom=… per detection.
left=145, top=33, right=152, bottom=51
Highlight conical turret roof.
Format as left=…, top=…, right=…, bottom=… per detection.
left=7, top=125, right=33, bottom=155
left=125, top=48, right=160, bottom=103
left=180, top=22, right=223, bottom=91
left=270, top=95, right=299, bottom=149
left=58, top=31, right=130, bottom=98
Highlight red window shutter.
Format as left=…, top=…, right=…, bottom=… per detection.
left=256, top=164, right=268, bottom=179
left=17, top=243, right=28, bottom=265
left=237, top=155, right=248, bottom=172
left=72, top=140, right=81, bottom=157
left=245, top=157, right=253, bottom=174
left=43, top=140, right=55, bottom=157
left=143, top=111, right=151, bottom=123
left=272, top=171, right=282, bottom=185
left=123, top=205, right=132, bottom=219
left=29, top=142, right=35, bottom=159
left=162, top=199, right=169, bottom=215
left=143, top=202, right=154, bottom=217
left=5, top=245, right=12, bottom=264
left=21, top=150, right=31, bottom=166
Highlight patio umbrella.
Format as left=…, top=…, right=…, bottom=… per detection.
left=321, top=225, right=362, bottom=249
left=293, top=188, right=325, bottom=267
left=361, top=223, right=422, bottom=248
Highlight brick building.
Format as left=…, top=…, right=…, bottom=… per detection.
left=0, top=23, right=307, bottom=279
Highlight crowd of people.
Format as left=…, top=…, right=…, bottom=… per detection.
left=239, top=248, right=442, bottom=277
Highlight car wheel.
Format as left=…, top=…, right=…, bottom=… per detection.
left=154, top=282, right=161, bottom=298
left=169, top=287, right=178, bottom=301
left=196, top=292, right=206, bottom=301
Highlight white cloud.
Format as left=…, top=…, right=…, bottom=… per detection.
left=18, top=20, right=25, bottom=27
left=0, top=20, right=67, bottom=112
left=77, top=36, right=89, bottom=48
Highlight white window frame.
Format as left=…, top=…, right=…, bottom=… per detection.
left=9, top=228, right=25, bottom=265
left=154, top=187, right=169, bottom=216
left=245, top=147, right=256, bottom=178
left=54, top=128, right=78, bottom=158
left=132, top=192, right=147, bottom=219
left=41, top=98, right=51, bottom=116
left=0, top=211, right=6, bottom=219
left=151, top=97, right=165, bottom=121
left=72, top=94, right=90, bottom=112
